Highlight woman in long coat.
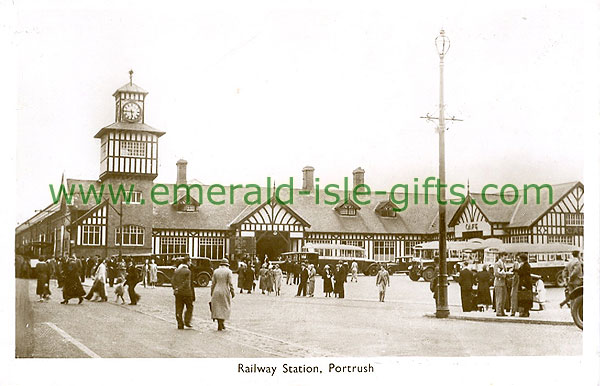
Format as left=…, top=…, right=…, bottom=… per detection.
left=272, top=264, right=283, bottom=296
left=323, top=265, right=333, bottom=297
left=265, top=265, right=274, bottom=295
left=61, top=257, right=86, bottom=304
left=258, top=263, right=268, bottom=294
left=211, top=259, right=235, bottom=331
left=334, top=263, right=345, bottom=298
left=149, top=259, right=158, bottom=289
left=35, top=258, right=51, bottom=301
left=237, top=262, right=247, bottom=294
left=243, top=263, right=255, bottom=293
left=516, top=254, right=533, bottom=317
left=475, top=265, right=492, bottom=310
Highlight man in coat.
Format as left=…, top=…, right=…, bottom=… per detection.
left=172, top=259, right=196, bottom=329
left=296, top=263, right=309, bottom=296
left=458, top=263, right=475, bottom=312
left=566, top=250, right=583, bottom=292
left=307, top=264, right=317, bottom=297
left=494, top=253, right=508, bottom=316
left=85, top=258, right=107, bottom=302
left=211, top=259, right=235, bottom=331
left=375, top=264, right=390, bottom=302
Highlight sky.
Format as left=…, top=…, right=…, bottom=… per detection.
left=13, top=1, right=594, bottom=224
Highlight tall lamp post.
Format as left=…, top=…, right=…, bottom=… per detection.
left=435, top=29, right=450, bottom=318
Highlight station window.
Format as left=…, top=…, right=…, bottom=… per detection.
left=81, top=225, right=102, bottom=246
left=161, top=236, right=188, bottom=254
left=116, top=225, right=144, bottom=246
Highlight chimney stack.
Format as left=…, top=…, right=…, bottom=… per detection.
left=353, top=167, right=365, bottom=191
left=176, top=159, right=188, bottom=185
left=302, top=166, right=315, bottom=191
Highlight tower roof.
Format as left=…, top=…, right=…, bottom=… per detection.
left=94, top=121, right=165, bottom=138
left=112, top=82, right=148, bottom=96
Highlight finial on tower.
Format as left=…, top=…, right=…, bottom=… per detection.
left=129, top=69, right=134, bottom=85
left=467, top=178, right=470, bottom=195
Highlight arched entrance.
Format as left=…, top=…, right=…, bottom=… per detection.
left=256, top=231, right=290, bottom=263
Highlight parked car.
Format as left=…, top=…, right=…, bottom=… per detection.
left=134, top=256, right=214, bottom=287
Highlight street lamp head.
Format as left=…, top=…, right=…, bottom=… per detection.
left=435, top=29, right=450, bottom=56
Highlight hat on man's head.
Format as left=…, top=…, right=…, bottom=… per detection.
left=220, top=258, right=230, bottom=266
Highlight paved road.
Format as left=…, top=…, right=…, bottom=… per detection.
left=17, top=274, right=581, bottom=358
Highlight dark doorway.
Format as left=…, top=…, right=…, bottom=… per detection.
left=256, top=231, right=290, bottom=264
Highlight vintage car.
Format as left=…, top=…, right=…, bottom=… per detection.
left=126, top=254, right=214, bottom=287
left=568, top=285, right=583, bottom=330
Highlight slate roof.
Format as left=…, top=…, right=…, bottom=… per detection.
left=112, top=82, right=148, bottom=96
left=60, top=179, right=582, bottom=235
left=94, top=122, right=166, bottom=138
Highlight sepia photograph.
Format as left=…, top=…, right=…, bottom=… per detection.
left=2, top=1, right=599, bottom=385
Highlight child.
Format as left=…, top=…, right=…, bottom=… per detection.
left=114, top=277, right=125, bottom=304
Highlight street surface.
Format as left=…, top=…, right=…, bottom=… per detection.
left=16, top=274, right=582, bottom=358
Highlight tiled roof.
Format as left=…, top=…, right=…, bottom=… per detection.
left=508, top=181, right=580, bottom=227
left=94, top=122, right=166, bottom=138
left=63, top=179, right=582, bottom=235
left=112, top=82, right=148, bottom=96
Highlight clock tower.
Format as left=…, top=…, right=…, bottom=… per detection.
left=91, top=71, right=165, bottom=256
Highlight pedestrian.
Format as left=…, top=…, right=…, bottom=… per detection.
left=78, top=255, right=86, bottom=283
left=107, top=257, right=116, bottom=287
left=259, top=263, right=268, bottom=294
left=265, top=265, right=274, bottom=295
left=210, top=259, right=235, bottom=331
left=351, top=260, right=358, bottom=283
left=375, top=264, right=390, bottom=302
left=61, top=256, right=86, bottom=304
left=475, top=264, right=492, bottom=311
left=118, top=258, right=127, bottom=280
left=509, top=259, right=520, bottom=316
left=114, top=277, right=125, bottom=304
left=125, top=261, right=140, bottom=305
left=516, top=253, right=533, bottom=317
left=149, top=259, right=158, bottom=288
left=533, top=275, right=546, bottom=310
left=142, top=259, right=150, bottom=288
left=307, top=264, right=317, bottom=297
left=323, top=265, right=333, bottom=297
left=85, top=258, right=107, bottom=302
left=493, top=253, right=508, bottom=316
left=334, top=262, right=346, bottom=298
left=35, top=257, right=51, bottom=302
left=430, top=257, right=440, bottom=308
left=285, top=257, right=293, bottom=285
left=273, top=264, right=283, bottom=296
left=458, top=263, right=475, bottom=312
left=293, top=261, right=301, bottom=285
left=296, top=263, right=309, bottom=296
left=237, top=262, right=247, bottom=294
left=566, top=250, right=583, bottom=292
left=244, top=261, right=255, bottom=293
left=172, top=259, right=196, bottom=329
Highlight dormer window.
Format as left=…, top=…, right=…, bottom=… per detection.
left=335, top=200, right=360, bottom=216
left=182, top=204, right=196, bottom=212
left=125, top=191, right=142, bottom=204
left=375, top=200, right=399, bottom=218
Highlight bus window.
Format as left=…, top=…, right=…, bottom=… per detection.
left=549, top=254, right=556, bottom=261
left=536, top=254, right=546, bottom=262
left=529, top=255, right=537, bottom=263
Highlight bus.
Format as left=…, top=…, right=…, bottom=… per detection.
left=409, top=238, right=504, bottom=282
left=484, top=243, right=579, bottom=286
left=298, top=243, right=379, bottom=275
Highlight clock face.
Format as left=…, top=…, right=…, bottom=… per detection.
left=122, top=102, right=141, bottom=122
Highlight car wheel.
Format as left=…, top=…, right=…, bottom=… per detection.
left=556, top=271, right=567, bottom=287
left=571, top=295, right=583, bottom=330
left=422, top=267, right=435, bottom=282
left=195, top=273, right=210, bottom=287
left=368, top=265, right=378, bottom=276
left=409, top=269, right=420, bottom=282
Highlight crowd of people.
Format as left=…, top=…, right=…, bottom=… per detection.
left=31, top=254, right=160, bottom=305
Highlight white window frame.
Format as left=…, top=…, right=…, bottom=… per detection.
left=120, top=141, right=146, bottom=158
left=115, top=225, right=145, bottom=246
left=81, top=225, right=102, bottom=246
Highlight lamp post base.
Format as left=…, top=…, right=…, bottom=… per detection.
left=435, top=308, right=450, bottom=318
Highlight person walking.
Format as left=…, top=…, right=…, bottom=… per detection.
left=142, top=259, right=149, bottom=288
left=107, top=257, right=116, bottom=287
left=516, top=253, right=533, bottom=317
left=237, top=262, right=247, bottom=294
left=458, top=263, right=475, bottom=312
left=61, top=256, right=86, bottom=304
left=493, top=253, right=508, bottom=316
left=375, top=264, right=390, bottom=302
left=210, top=259, right=235, bottom=331
left=296, top=263, right=309, bottom=296
left=258, top=263, right=268, bottom=294
left=322, top=265, right=333, bottom=297
left=350, top=260, right=359, bottom=283
left=265, top=265, right=275, bottom=295
left=293, top=261, right=301, bottom=285
left=172, top=259, right=196, bottom=329
left=307, top=264, right=317, bottom=297
left=125, top=261, right=140, bottom=305
left=85, top=259, right=107, bottom=302
left=149, top=259, right=158, bottom=288
left=273, top=264, right=283, bottom=296
left=35, top=257, right=51, bottom=302
left=243, top=261, right=255, bottom=293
